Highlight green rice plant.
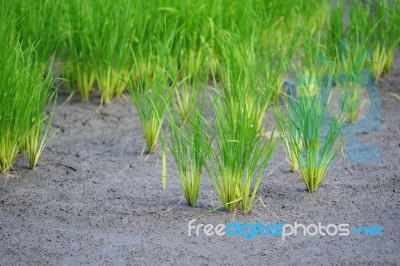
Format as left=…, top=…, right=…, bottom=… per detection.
left=302, top=29, right=334, bottom=77
left=176, top=42, right=210, bottom=84
left=337, top=80, right=366, bottom=124
left=335, top=41, right=368, bottom=124
left=164, top=51, right=204, bottom=126
left=371, top=0, right=400, bottom=77
left=171, top=43, right=210, bottom=124
left=274, top=107, right=302, bottom=172
left=275, top=60, right=322, bottom=171
left=348, top=0, right=399, bottom=80
left=167, top=107, right=209, bottom=206
left=331, top=4, right=370, bottom=124
left=203, top=61, right=277, bottom=211
left=173, top=80, right=203, bottom=126
left=0, top=16, right=54, bottom=173
left=261, top=54, right=286, bottom=103
left=371, top=43, right=390, bottom=80
left=20, top=79, right=56, bottom=169
left=326, top=2, right=346, bottom=61
left=60, top=0, right=96, bottom=100
left=305, top=0, right=330, bottom=35
left=129, top=54, right=172, bottom=154
left=89, top=0, right=134, bottom=104
left=216, top=34, right=271, bottom=130
left=369, top=36, right=398, bottom=80
left=60, top=0, right=134, bottom=103
left=280, top=72, right=344, bottom=192
left=296, top=68, right=320, bottom=97
left=205, top=92, right=277, bottom=212
left=7, top=0, right=60, bottom=63
left=0, top=20, right=27, bottom=173
left=96, top=67, right=129, bottom=104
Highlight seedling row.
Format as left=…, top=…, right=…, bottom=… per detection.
left=1, top=0, right=399, bottom=212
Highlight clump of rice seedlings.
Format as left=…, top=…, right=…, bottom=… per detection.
left=279, top=71, right=344, bottom=192
left=9, top=0, right=59, bottom=63
left=89, top=0, right=134, bottom=104
left=60, top=0, right=134, bottom=103
left=274, top=107, right=302, bottom=172
left=261, top=54, right=286, bottom=103
left=177, top=46, right=210, bottom=84
left=296, top=68, right=320, bottom=96
left=216, top=35, right=271, bottom=130
left=347, top=0, right=398, bottom=81
left=0, top=59, right=26, bottom=172
left=172, top=45, right=210, bottom=125
left=335, top=41, right=368, bottom=124
left=306, top=0, right=330, bottom=35
left=20, top=75, right=55, bottom=169
left=166, top=107, right=209, bottom=206
left=203, top=60, right=277, bottom=212
left=348, top=1, right=385, bottom=81
left=371, top=0, right=400, bottom=78
left=165, top=53, right=204, bottom=126
left=173, top=80, right=203, bottom=126
left=129, top=54, right=171, bottom=154
left=0, top=18, right=29, bottom=173
left=206, top=91, right=276, bottom=212
left=96, top=67, right=129, bottom=105
left=370, top=43, right=396, bottom=80
left=0, top=17, right=54, bottom=173
left=326, top=2, right=346, bottom=62
left=274, top=61, right=321, bottom=171
left=331, top=4, right=370, bottom=124
left=60, top=0, right=96, bottom=100
left=337, top=79, right=366, bottom=124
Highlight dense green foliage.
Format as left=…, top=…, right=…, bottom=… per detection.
left=1, top=0, right=399, bottom=210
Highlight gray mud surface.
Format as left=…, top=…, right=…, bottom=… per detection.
left=1, top=64, right=400, bottom=265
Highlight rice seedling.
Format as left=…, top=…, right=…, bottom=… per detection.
left=0, top=16, right=54, bottom=173
left=279, top=70, right=344, bottom=192
left=337, top=79, right=366, bottom=124
left=216, top=34, right=271, bottom=130
left=275, top=59, right=321, bottom=171
left=335, top=40, right=368, bottom=124
left=20, top=76, right=56, bottom=169
left=274, top=107, right=302, bottom=172
left=348, top=1, right=386, bottom=81
left=60, top=0, right=96, bottom=100
left=328, top=2, right=371, bottom=124
left=261, top=54, right=286, bottom=103
left=370, top=0, right=400, bottom=78
left=326, top=2, right=346, bottom=62
left=60, top=0, right=134, bottom=103
left=306, top=1, right=330, bottom=35
left=129, top=53, right=172, bottom=154
left=173, top=80, right=203, bottom=126
left=370, top=36, right=398, bottom=80
left=205, top=93, right=276, bottom=212
left=166, top=106, right=209, bottom=206
left=173, top=34, right=211, bottom=124
left=167, top=47, right=207, bottom=125
left=345, top=1, right=399, bottom=81
left=89, top=0, right=134, bottom=104
left=203, top=59, right=277, bottom=212
left=9, top=0, right=60, bottom=63
left=0, top=18, right=26, bottom=173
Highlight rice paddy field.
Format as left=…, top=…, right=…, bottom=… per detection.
left=1, top=0, right=400, bottom=265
